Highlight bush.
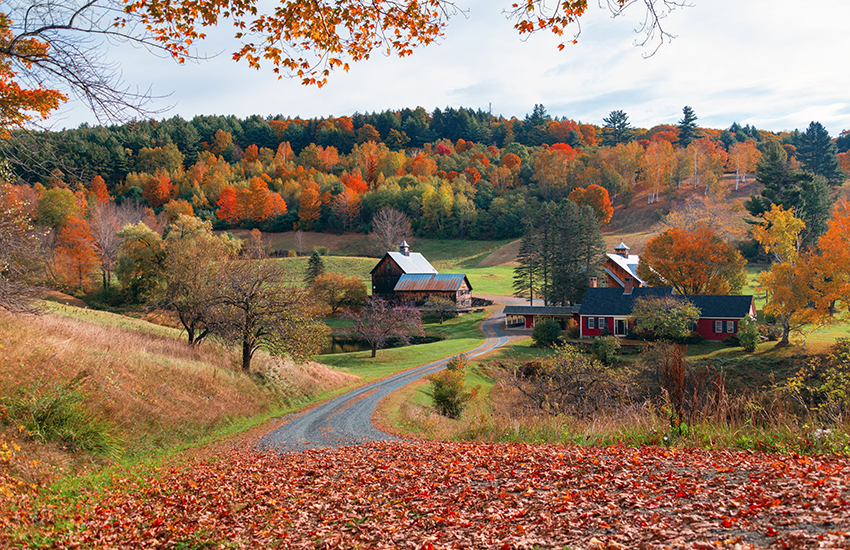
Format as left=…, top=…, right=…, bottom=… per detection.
left=592, top=336, right=621, bottom=366
left=1, top=374, right=121, bottom=457
left=286, top=249, right=298, bottom=258
left=723, top=334, right=740, bottom=347
left=738, top=317, right=760, bottom=352
left=428, top=354, right=472, bottom=419
left=758, top=323, right=782, bottom=342
left=313, top=246, right=329, bottom=256
left=564, top=317, right=580, bottom=339
left=532, top=319, right=562, bottom=347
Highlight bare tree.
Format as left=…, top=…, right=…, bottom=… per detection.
left=208, top=254, right=327, bottom=372
left=0, top=183, right=44, bottom=312
left=369, top=207, right=412, bottom=256
left=346, top=298, right=424, bottom=357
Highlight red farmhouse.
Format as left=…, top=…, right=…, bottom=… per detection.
left=578, top=286, right=755, bottom=341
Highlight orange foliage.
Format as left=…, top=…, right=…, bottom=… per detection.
left=55, top=216, right=99, bottom=290
left=142, top=174, right=175, bottom=207
left=216, top=187, right=239, bottom=223
left=469, top=152, right=490, bottom=168
left=568, top=184, right=613, bottom=225
left=341, top=173, right=369, bottom=194
left=463, top=166, right=481, bottom=185
left=501, top=153, right=521, bottom=171
left=455, top=139, right=473, bottom=153
left=839, top=152, right=850, bottom=176
left=578, top=124, right=600, bottom=146
left=411, top=155, right=437, bottom=177
left=88, top=176, right=111, bottom=203
left=299, top=185, right=322, bottom=229
left=243, top=144, right=259, bottom=163
left=357, top=124, right=381, bottom=144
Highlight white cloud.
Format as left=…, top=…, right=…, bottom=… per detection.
left=51, top=0, right=850, bottom=136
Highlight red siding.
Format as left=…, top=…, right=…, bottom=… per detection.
left=696, top=318, right=738, bottom=341
left=524, top=315, right=535, bottom=329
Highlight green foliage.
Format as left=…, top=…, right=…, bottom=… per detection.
left=738, top=317, right=760, bottom=352
left=592, top=335, right=621, bottom=366
left=304, top=249, right=325, bottom=285
left=782, top=339, right=850, bottom=425
left=1, top=374, right=121, bottom=457
left=532, top=319, right=562, bottom=347
left=630, top=296, right=701, bottom=341
left=428, top=354, right=473, bottom=419
left=36, top=187, right=78, bottom=229
left=115, top=222, right=165, bottom=303
left=313, top=246, right=329, bottom=256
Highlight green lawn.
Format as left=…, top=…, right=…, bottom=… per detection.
left=315, top=311, right=487, bottom=382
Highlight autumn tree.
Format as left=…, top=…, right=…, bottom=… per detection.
left=816, top=200, right=850, bottom=316
left=159, top=215, right=241, bottom=345
left=54, top=216, right=99, bottom=291
left=115, top=222, right=166, bottom=303
left=754, top=205, right=831, bottom=345
left=0, top=183, right=43, bottom=312
left=208, top=254, right=327, bottom=371
left=727, top=140, right=761, bottom=190
left=421, top=295, right=457, bottom=324
left=568, top=184, right=613, bottom=224
left=637, top=224, right=747, bottom=295
left=332, top=187, right=362, bottom=233
left=345, top=298, right=424, bottom=357
left=36, top=187, right=77, bottom=229
left=298, top=185, right=322, bottom=230
left=641, top=140, right=674, bottom=204
left=369, top=206, right=412, bottom=256
left=311, top=272, right=367, bottom=314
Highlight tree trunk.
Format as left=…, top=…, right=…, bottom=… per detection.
left=371, top=344, right=377, bottom=358
left=242, top=340, right=253, bottom=371
left=780, top=315, right=791, bottom=346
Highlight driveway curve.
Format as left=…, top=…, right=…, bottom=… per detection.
left=258, top=296, right=531, bottom=453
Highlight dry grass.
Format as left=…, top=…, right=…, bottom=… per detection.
left=0, top=308, right=358, bottom=466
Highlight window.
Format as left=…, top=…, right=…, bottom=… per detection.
left=587, top=317, right=595, bottom=329
left=714, top=321, right=723, bottom=333
left=727, top=321, right=736, bottom=333
left=598, top=318, right=606, bottom=331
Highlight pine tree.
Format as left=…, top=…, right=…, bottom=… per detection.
left=602, top=110, right=634, bottom=146
left=677, top=106, right=700, bottom=147
left=305, top=249, right=326, bottom=285
left=797, top=121, right=844, bottom=184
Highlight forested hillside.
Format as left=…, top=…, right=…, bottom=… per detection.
left=5, top=106, right=849, bottom=241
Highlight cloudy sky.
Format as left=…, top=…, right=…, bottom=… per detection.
left=53, top=0, right=850, bottom=136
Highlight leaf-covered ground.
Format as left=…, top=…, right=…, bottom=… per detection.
left=29, top=442, right=850, bottom=548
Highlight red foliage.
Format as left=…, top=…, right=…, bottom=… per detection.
left=568, top=184, right=613, bottom=225
left=341, top=172, right=369, bottom=194
left=141, top=174, right=175, bottom=208
left=463, top=166, right=481, bottom=184
left=31, top=442, right=850, bottom=549
left=216, top=187, right=238, bottom=223
left=435, top=142, right=453, bottom=156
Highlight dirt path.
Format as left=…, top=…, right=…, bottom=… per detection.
left=258, top=297, right=527, bottom=453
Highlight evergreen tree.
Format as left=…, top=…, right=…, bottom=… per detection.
left=677, top=106, right=700, bottom=147
left=305, top=249, right=326, bottom=285
left=601, top=110, right=635, bottom=146
left=797, top=121, right=844, bottom=184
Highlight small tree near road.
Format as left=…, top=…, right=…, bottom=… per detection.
left=346, top=298, right=424, bottom=357
left=428, top=354, right=473, bottom=419
left=422, top=295, right=457, bottom=324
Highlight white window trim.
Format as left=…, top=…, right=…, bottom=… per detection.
left=714, top=321, right=723, bottom=333
left=727, top=321, right=736, bottom=333
left=587, top=317, right=595, bottom=329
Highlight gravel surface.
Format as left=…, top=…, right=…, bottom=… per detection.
left=258, top=298, right=529, bottom=453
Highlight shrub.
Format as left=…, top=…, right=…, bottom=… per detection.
left=428, top=354, right=472, bottom=419
left=286, top=249, right=297, bottom=258
left=313, top=246, right=329, bottom=256
left=564, top=317, right=580, bottom=339
left=532, top=319, right=562, bottom=347
left=738, top=317, right=760, bottom=352
left=592, top=336, right=621, bottom=366
left=758, top=323, right=782, bottom=342
left=1, top=374, right=121, bottom=457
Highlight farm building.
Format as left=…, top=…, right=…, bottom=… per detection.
left=603, top=242, right=646, bottom=289
left=370, top=242, right=473, bottom=309
left=578, top=286, right=756, bottom=340
left=504, top=305, right=580, bottom=330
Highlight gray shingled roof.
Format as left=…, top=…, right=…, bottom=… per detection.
left=394, top=274, right=471, bottom=292
left=504, top=305, right=580, bottom=316
left=578, top=287, right=754, bottom=319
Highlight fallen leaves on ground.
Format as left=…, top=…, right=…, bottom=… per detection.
left=19, top=442, right=850, bottom=548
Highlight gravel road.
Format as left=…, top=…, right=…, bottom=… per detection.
left=258, top=297, right=530, bottom=453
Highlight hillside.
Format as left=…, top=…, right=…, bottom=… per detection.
left=0, top=303, right=358, bottom=483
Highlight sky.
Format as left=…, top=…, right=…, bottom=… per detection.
left=51, top=0, right=850, bottom=137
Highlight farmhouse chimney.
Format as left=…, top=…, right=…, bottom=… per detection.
left=589, top=277, right=598, bottom=288
left=614, top=242, right=630, bottom=259
left=624, top=277, right=634, bottom=295
left=399, top=240, right=410, bottom=256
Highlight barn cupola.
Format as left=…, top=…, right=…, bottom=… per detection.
left=399, top=240, right=410, bottom=257
left=614, top=242, right=630, bottom=259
